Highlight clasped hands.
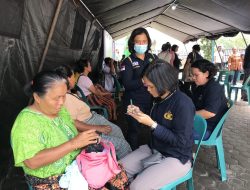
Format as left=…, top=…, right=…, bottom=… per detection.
left=72, top=129, right=102, bottom=150
left=127, top=105, right=155, bottom=127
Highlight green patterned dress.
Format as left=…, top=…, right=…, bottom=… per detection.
left=11, top=107, right=80, bottom=178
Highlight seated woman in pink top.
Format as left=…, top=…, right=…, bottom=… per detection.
left=76, top=59, right=117, bottom=120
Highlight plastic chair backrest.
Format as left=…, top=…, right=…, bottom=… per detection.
left=208, top=100, right=233, bottom=140
left=223, top=71, right=234, bottom=84
left=217, top=70, right=232, bottom=82
left=193, top=115, right=207, bottom=164
left=75, top=85, right=109, bottom=119
left=217, top=70, right=227, bottom=82
left=75, top=85, right=90, bottom=106
left=236, top=71, right=244, bottom=82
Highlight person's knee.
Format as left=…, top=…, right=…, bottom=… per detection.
left=130, top=179, right=143, bottom=190
left=130, top=177, right=154, bottom=190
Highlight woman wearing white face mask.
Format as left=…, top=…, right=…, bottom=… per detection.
left=120, top=27, right=158, bottom=150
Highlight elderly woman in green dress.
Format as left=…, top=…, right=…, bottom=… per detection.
left=11, top=71, right=100, bottom=189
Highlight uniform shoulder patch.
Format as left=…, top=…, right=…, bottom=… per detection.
left=132, top=61, right=139, bottom=67
left=120, top=65, right=125, bottom=71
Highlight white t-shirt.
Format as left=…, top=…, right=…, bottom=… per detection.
left=102, top=65, right=115, bottom=92
left=77, top=75, right=93, bottom=96
left=214, top=51, right=225, bottom=63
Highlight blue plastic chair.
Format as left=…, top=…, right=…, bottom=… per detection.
left=194, top=100, right=234, bottom=181
left=75, top=85, right=109, bottom=119
left=217, top=70, right=234, bottom=97
left=229, top=76, right=250, bottom=104
left=160, top=115, right=207, bottom=190
left=27, top=181, right=32, bottom=190
left=111, top=74, right=123, bottom=102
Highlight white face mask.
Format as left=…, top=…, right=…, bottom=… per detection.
left=134, top=44, right=148, bottom=54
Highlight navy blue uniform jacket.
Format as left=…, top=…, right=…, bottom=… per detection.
left=192, top=79, right=228, bottom=131
left=120, top=53, right=157, bottom=107
left=151, top=90, right=195, bottom=164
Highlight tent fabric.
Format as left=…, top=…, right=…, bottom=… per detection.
left=0, top=0, right=24, bottom=39
left=0, top=0, right=103, bottom=157
left=82, top=0, right=250, bottom=42
left=1, top=0, right=250, bottom=171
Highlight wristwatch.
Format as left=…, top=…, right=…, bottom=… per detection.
left=151, top=122, right=157, bottom=130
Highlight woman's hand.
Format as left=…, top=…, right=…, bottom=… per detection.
left=95, top=125, right=112, bottom=135
left=127, top=105, right=142, bottom=115
left=71, top=129, right=100, bottom=149
left=127, top=105, right=155, bottom=127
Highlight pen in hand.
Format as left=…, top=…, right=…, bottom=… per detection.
left=125, top=99, right=134, bottom=115
left=129, top=99, right=140, bottom=115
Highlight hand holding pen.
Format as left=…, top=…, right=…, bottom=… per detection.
left=127, top=99, right=142, bottom=115
left=127, top=99, right=155, bottom=127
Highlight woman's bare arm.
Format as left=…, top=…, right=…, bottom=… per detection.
left=24, top=130, right=99, bottom=169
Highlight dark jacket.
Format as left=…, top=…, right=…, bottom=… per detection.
left=120, top=53, right=157, bottom=107
left=192, top=79, right=228, bottom=131
left=151, top=90, right=195, bottom=164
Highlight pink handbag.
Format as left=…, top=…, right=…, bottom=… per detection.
left=76, top=141, right=121, bottom=188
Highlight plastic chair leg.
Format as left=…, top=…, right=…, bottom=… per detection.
left=187, top=178, right=194, bottom=190
left=215, top=147, right=221, bottom=169
left=246, top=88, right=250, bottom=105
left=227, top=85, right=230, bottom=98
left=229, top=88, right=232, bottom=100
left=234, top=89, right=238, bottom=102
left=26, top=181, right=32, bottom=190
left=216, top=137, right=227, bottom=181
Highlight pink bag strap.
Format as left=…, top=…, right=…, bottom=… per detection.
left=102, top=140, right=117, bottom=161
left=101, top=140, right=121, bottom=174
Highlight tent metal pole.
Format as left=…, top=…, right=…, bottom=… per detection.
left=38, top=0, right=63, bottom=72
left=241, top=32, right=248, bottom=47
left=79, top=0, right=104, bottom=29
left=211, top=40, right=215, bottom=63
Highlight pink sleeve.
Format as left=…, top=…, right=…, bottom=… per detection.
left=77, top=76, right=85, bottom=89
left=85, top=76, right=93, bottom=89
left=77, top=76, right=94, bottom=96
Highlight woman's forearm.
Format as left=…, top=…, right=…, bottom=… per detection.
left=75, top=120, right=98, bottom=132
left=196, top=109, right=215, bottom=119
left=24, top=140, right=75, bottom=169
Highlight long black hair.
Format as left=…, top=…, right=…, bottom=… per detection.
left=75, top=59, right=89, bottom=73
left=55, top=64, right=74, bottom=78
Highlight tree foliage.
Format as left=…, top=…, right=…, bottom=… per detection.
left=198, top=33, right=250, bottom=62
left=216, top=33, right=249, bottom=49
left=200, top=38, right=212, bottom=61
